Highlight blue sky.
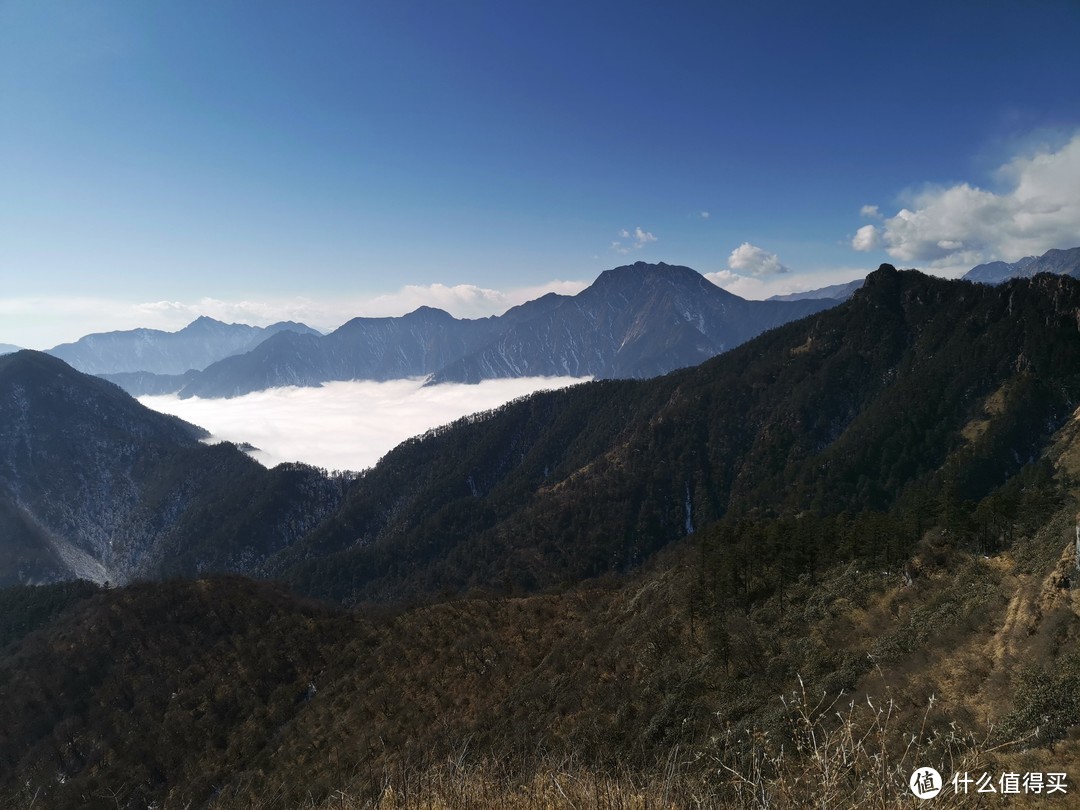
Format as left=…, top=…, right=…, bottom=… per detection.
left=3, top=0, right=1080, bottom=348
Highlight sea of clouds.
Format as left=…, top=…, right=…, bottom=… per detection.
left=140, top=377, right=589, bottom=473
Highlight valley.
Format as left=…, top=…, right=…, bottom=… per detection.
left=3, top=265, right=1080, bottom=806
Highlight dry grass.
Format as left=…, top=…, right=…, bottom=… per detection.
left=287, top=680, right=1021, bottom=810
left=714, top=676, right=1024, bottom=809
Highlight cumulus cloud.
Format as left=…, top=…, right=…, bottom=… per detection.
left=851, top=224, right=882, bottom=252
left=865, top=132, right=1080, bottom=275
left=140, top=377, right=589, bottom=472
left=612, top=226, right=658, bottom=254
left=727, top=242, right=789, bottom=276
left=860, top=205, right=881, bottom=219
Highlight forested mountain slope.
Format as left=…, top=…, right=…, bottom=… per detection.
left=6, top=265, right=1080, bottom=806
left=0, top=352, right=348, bottom=586
left=2, top=477, right=1077, bottom=808
left=271, top=266, right=1080, bottom=604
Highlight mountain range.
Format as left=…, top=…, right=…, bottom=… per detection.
left=5, top=263, right=1080, bottom=806
left=766, top=277, right=865, bottom=301
left=15, top=248, right=1080, bottom=404
left=962, top=245, right=1080, bottom=284
left=117, top=262, right=839, bottom=398
left=6, top=264, right=1080, bottom=807
left=5, top=263, right=1080, bottom=601
left=47, top=316, right=321, bottom=376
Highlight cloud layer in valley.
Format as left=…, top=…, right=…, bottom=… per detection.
left=139, top=377, right=590, bottom=473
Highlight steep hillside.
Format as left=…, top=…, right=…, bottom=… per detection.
left=272, top=266, right=1080, bottom=605
left=1, top=478, right=1077, bottom=808
left=0, top=352, right=348, bottom=585
left=5, top=265, right=1080, bottom=806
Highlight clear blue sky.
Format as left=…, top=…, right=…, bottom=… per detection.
left=3, top=0, right=1080, bottom=347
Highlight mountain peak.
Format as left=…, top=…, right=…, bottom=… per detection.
left=594, top=261, right=702, bottom=287
left=182, top=315, right=230, bottom=331
left=0, top=348, right=81, bottom=379
left=405, top=305, right=453, bottom=320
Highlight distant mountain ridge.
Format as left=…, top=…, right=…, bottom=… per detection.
left=47, top=316, right=321, bottom=376
left=172, top=262, right=836, bottom=398
left=767, top=277, right=864, bottom=302
left=963, top=246, right=1080, bottom=284
left=428, top=262, right=833, bottom=384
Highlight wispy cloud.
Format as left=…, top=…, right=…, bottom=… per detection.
left=611, top=226, right=657, bottom=254
left=860, top=204, right=881, bottom=219
left=140, top=377, right=590, bottom=472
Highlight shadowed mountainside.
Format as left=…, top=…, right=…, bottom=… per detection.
left=0, top=351, right=348, bottom=586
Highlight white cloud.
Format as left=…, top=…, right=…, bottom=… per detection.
left=612, top=226, right=657, bottom=254
left=868, top=132, right=1080, bottom=275
left=851, top=224, right=882, bottom=252
left=634, top=226, right=657, bottom=245
left=860, top=205, right=881, bottom=219
left=700, top=211, right=710, bottom=219
left=727, top=242, right=789, bottom=276
left=140, top=377, right=589, bottom=472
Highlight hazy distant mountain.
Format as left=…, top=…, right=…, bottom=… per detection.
left=0, top=344, right=21, bottom=355
left=767, top=278, right=864, bottom=302
left=47, top=316, right=321, bottom=376
left=963, top=255, right=1039, bottom=284
left=428, top=262, right=835, bottom=383
left=0, top=351, right=346, bottom=586
left=963, top=246, right=1080, bottom=284
left=175, top=262, right=836, bottom=398
left=176, top=307, right=506, bottom=398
